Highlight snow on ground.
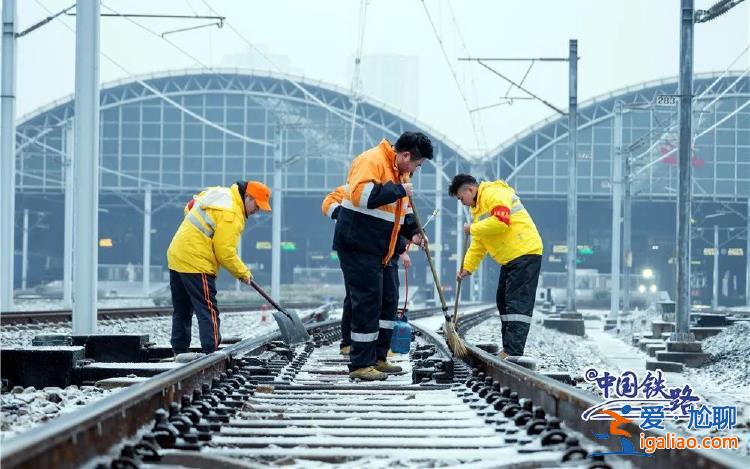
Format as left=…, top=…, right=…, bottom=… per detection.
left=1, top=309, right=277, bottom=348
left=1, top=385, right=114, bottom=440
left=465, top=308, right=750, bottom=455
left=9, top=297, right=156, bottom=312
left=464, top=315, right=610, bottom=394
left=0, top=308, right=314, bottom=441
left=691, top=321, right=750, bottom=388
left=681, top=322, right=750, bottom=454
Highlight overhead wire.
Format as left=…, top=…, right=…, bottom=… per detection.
left=419, top=0, right=484, bottom=153
left=30, top=0, right=273, bottom=148
left=445, top=0, right=488, bottom=150
left=629, top=43, right=750, bottom=165
left=198, top=0, right=352, bottom=123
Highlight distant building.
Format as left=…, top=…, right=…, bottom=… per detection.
left=12, top=70, right=750, bottom=305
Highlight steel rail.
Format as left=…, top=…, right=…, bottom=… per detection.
left=0, top=305, right=448, bottom=468
left=0, top=302, right=322, bottom=325
left=0, top=316, right=337, bottom=468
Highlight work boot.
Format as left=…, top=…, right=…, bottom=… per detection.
left=375, top=359, right=403, bottom=374
left=340, top=345, right=350, bottom=356
left=349, top=366, right=387, bottom=381
left=497, top=350, right=510, bottom=360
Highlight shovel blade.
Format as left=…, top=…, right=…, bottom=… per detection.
left=272, top=309, right=310, bottom=345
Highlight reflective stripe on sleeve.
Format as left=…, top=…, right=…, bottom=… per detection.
left=187, top=213, right=214, bottom=238
left=326, top=202, right=340, bottom=219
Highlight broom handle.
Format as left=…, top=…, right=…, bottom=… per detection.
left=408, top=196, right=449, bottom=315
left=452, top=233, right=470, bottom=324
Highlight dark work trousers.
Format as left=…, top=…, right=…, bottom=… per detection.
left=337, top=249, right=384, bottom=370
left=340, top=282, right=352, bottom=349
left=495, top=254, right=542, bottom=356
left=170, top=269, right=222, bottom=355
left=339, top=260, right=399, bottom=357
left=376, top=261, right=399, bottom=360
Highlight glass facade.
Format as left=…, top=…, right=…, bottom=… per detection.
left=16, top=72, right=467, bottom=195
left=483, top=73, right=749, bottom=201
left=12, top=71, right=750, bottom=304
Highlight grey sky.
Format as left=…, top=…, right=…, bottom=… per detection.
left=11, top=0, right=750, bottom=156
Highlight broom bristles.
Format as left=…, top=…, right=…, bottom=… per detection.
left=443, top=320, right=468, bottom=358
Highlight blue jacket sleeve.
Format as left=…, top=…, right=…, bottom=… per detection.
left=399, top=213, right=419, bottom=239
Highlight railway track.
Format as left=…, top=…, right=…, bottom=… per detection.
left=1, top=305, right=746, bottom=468
left=0, top=302, right=322, bottom=326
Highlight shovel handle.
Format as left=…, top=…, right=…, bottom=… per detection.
left=249, top=279, right=286, bottom=315
left=408, top=196, right=449, bottom=314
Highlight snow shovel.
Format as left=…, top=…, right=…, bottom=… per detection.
left=249, top=280, right=310, bottom=345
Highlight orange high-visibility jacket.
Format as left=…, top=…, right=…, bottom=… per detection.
left=167, top=184, right=251, bottom=281
left=332, top=139, right=418, bottom=263
left=464, top=180, right=543, bottom=271
left=321, top=185, right=346, bottom=219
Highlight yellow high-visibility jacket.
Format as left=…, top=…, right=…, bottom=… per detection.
left=321, top=185, right=346, bottom=219
left=464, top=180, right=543, bottom=271
left=167, top=184, right=251, bottom=281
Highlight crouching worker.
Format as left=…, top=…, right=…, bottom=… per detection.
left=449, top=174, right=543, bottom=358
left=167, top=181, right=271, bottom=355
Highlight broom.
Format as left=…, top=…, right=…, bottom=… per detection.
left=407, top=196, right=467, bottom=357
left=449, top=233, right=471, bottom=357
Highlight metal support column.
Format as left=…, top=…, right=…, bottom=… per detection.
left=609, top=101, right=623, bottom=323
left=72, top=0, right=100, bottom=334
left=1, top=0, right=17, bottom=310
left=747, top=199, right=750, bottom=307
left=434, top=152, right=443, bottom=304
left=623, top=156, right=632, bottom=315
left=566, top=39, right=578, bottom=312
left=271, top=128, right=282, bottom=302
left=63, top=123, right=74, bottom=308
left=142, top=186, right=152, bottom=295
left=672, top=0, right=695, bottom=341
left=712, top=225, right=719, bottom=310
left=21, top=208, right=28, bottom=290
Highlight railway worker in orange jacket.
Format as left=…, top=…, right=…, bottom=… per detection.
left=167, top=181, right=271, bottom=355
left=322, top=186, right=412, bottom=358
left=333, top=132, right=432, bottom=381
left=449, top=174, right=543, bottom=358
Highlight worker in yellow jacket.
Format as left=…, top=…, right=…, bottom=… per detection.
left=167, top=181, right=271, bottom=355
left=449, top=174, right=543, bottom=358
